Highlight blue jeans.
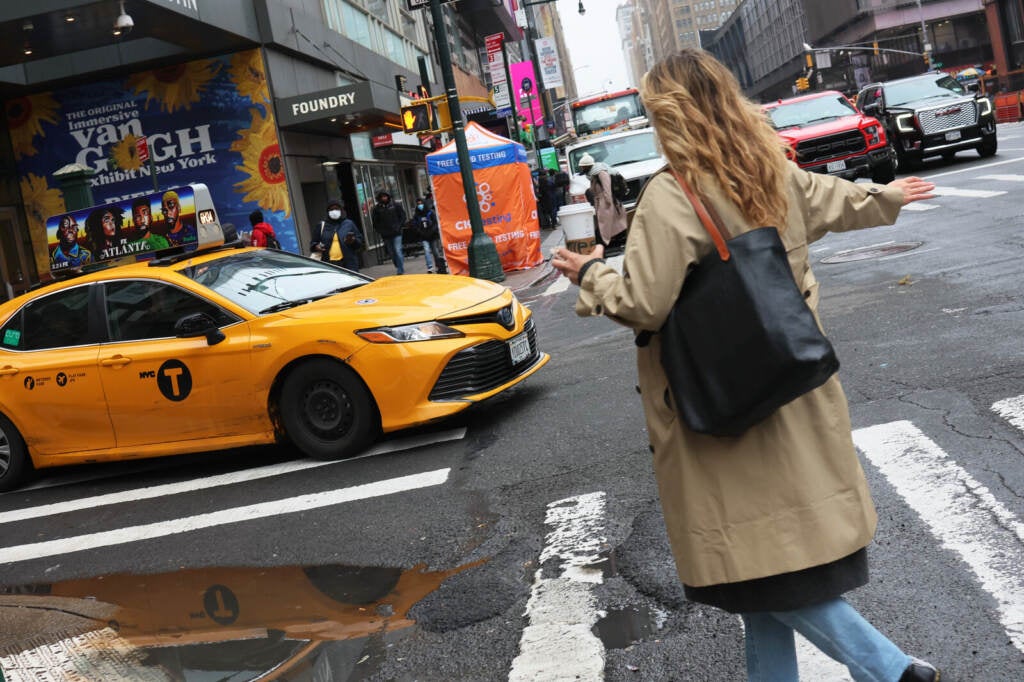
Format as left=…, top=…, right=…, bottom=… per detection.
left=421, top=241, right=435, bottom=271
left=386, top=234, right=404, bottom=274
left=742, top=598, right=911, bottom=682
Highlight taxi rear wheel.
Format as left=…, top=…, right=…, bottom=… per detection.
left=0, top=414, right=32, bottom=492
left=280, top=359, right=378, bottom=460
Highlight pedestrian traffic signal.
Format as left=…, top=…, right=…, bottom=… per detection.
left=401, top=102, right=434, bottom=133
left=796, top=77, right=810, bottom=91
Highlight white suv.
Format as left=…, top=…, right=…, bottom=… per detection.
left=563, top=126, right=666, bottom=210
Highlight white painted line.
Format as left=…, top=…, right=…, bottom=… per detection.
left=0, top=428, right=466, bottom=522
left=509, top=491, right=607, bottom=681
left=920, top=155, right=1024, bottom=180
left=977, top=174, right=1024, bottom=182
left=854, top=421, right=1024, bottom=654
left=930, top=186, right=1007, bottom=198
left=901, top=202, right=939, bottom=212
left=541, top=275, right=570, bottom=297
left=992, top=395, right=1024, bottom=433
left=0, top=468, right=450, bottom=564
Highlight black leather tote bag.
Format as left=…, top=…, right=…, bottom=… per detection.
left=659, top=172, right=839, bottom=437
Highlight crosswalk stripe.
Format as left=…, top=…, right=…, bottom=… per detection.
left=930, top=186, right=1007, bottom=198
left=992, top=396, right=1024, bottom=433
left=854, top=421, right=1024, bottom=655
left=0, top=428, right=467, bottom=522
left=0, top=468, right=450, bottom=565
left=901, top=202, right=940, bottom=211
left=977, top=174, right=1024, bottom=182
left=509, top=492, right=607, bottom=681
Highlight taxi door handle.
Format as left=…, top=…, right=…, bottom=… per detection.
left=0, top=366, right=19, bottom=376
left=100, top=356, right=132, bottom=367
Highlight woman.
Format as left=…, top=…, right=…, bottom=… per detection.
left=311, top=199, right=363, bottom=271
left=552, top=50, right=939, bottom=682
left=85, top=206, right=128, bottom=259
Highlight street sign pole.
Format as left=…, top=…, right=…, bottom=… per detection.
left=427, top=0, right=503, bottom=282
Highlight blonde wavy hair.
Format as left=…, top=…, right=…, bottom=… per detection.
left=641, top=49, right=790, bottom=228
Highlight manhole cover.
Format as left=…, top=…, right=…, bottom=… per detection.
left=821, top=241, right=923, bottom=264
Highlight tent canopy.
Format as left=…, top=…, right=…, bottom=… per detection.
left=426, top=122, right=528, bottom=175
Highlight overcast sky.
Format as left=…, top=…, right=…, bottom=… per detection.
left=552, top=0, right=632, bottom=97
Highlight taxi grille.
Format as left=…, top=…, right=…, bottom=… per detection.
left=796, top=130, right=866, bottom=164
left=918, top=100, right=977, bottom=134
left=429, top=318, right=539, bottom=400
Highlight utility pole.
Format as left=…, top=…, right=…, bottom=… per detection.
left=522, top=3, right=555, bottom=142
left=427, top=0, right=504, bottom=282
left=915, top=0, right=931, bottom=69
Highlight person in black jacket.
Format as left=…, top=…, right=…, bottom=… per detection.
left=411, top=198, right=447, bottom=274
left=371, top=189, right=407, bottom=275
left=311, top=199, right=363, bottom=270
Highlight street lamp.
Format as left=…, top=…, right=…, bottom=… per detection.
left=803, top=41, right=930, bottom=62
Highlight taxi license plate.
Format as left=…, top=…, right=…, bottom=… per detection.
left=508, top=332, right=531, bottom=365
left=826, top=159, right=846, bottom=173
left=945, top=130, right=962, bottom=142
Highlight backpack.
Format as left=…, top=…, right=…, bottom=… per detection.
left=264, top=231, right=281, bottom=249
left=609, top=171, right=630, bottom=203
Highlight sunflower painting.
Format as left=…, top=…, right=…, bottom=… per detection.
left=127, top=59, right=221, bottom=113
left=231, top=107, right=290, bottom=216
left=228, top=50, right=270, bottom=105
left=19, top=173, right=65, bottom=275
left=5, top=94, right=60, bottom=160
left=109, top=133, right=144, bottom=171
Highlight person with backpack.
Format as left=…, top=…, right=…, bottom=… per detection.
left=248, top=210, right=280, bottom=249
left=577, top=153, right=628, bottom=247
left=311, top=199, right=363, bottom=271
left=411, top=197, right=447, bottom=274
left=371, top=189, right=407, bottom=275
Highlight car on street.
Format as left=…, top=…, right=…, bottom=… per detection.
left=763, top=90, right=897, bottom=184
left=0, top=241, right=548, bottom=491
left=857, top=71, right=997, bottom=168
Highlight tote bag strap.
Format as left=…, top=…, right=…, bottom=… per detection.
left=671, top=170, right=732, bottom=262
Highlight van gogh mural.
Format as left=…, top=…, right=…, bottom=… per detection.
left=7, top=49, right=295, bottom=277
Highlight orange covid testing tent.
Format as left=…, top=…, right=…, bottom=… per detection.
left=426, top=122, right=542, bottom=276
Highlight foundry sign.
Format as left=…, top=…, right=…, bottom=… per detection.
left=275, top=82, right=373, bottom=126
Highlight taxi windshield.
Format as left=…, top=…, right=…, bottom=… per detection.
left=766, top=95, right=857, bottom=129
left=178, top=249, right=370, bottom=315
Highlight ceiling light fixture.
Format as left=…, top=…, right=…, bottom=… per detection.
left=64, top=14, right=76, bottom=23
left=23, top=46, right=32, bottom=56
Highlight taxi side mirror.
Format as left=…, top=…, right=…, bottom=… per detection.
left=175, top=312, right=225, bottom=346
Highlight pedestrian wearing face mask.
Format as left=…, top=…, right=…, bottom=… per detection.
left=311, top=199, right=363, bottom=270
left=411, top=197, right=447, bottom=274
left=371, top=189, right=407, bottom=275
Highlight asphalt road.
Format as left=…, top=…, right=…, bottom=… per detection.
left=3, top=124, right=1024, bottom=680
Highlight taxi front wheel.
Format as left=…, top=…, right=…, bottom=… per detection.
left=0, top=413, right=33, bottom=492
left=280, top=359, right=378, bottom=460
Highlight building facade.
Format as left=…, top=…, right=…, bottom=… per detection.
left=0, top=0, right=526, bottom=298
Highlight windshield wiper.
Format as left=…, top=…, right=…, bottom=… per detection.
left=259, top=295, right=330, bottom=314
left=801, top=115, right=842, bottom=125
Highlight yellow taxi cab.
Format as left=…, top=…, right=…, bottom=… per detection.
left=0, top=185, right=548, bottom=491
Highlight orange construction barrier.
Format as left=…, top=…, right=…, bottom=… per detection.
left=994, top=92, right=1022, bottom=123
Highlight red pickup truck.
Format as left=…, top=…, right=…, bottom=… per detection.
left=763, top=90, right=897, bottom=184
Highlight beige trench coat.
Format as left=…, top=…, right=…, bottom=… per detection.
left=576, top=164, right=905, bottom=588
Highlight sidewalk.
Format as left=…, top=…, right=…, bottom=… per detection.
left=359, top=227, right=565, bottom=293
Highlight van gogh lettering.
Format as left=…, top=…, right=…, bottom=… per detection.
left=70, top=114, right=214, bottom=174
left=291, top=92, right=358, bottom=117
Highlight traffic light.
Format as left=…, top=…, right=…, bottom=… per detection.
left=796, top=77, right=810, bottom=91
left=401, top=101, right=434, bottom=133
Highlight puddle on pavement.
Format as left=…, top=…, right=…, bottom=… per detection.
left=0, top=559, right=483, bottom=681
left=592, top=604, right=666, bottom=649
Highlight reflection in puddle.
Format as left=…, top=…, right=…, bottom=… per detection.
left=0, top=560, right=481, bottom=681
left=592, top=605, right=667, bottom=650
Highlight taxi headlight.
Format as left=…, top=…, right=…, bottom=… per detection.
left=356, top=321, right=464, bottom=343
left=896, top=113, right=915, bottom=133
left=978, top=97, right=993, bottom=117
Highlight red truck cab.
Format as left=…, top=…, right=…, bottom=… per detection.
left=763, top=90, right=897, bottom=184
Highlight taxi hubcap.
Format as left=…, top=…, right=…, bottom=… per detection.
left=303, top=380, right=354, bottom=437
left=0, top=430, right=9, bottom=476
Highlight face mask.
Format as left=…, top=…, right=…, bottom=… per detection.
left=328, top=210, right=342, bottom=220
left=417, top=204, right=424, bottom=210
